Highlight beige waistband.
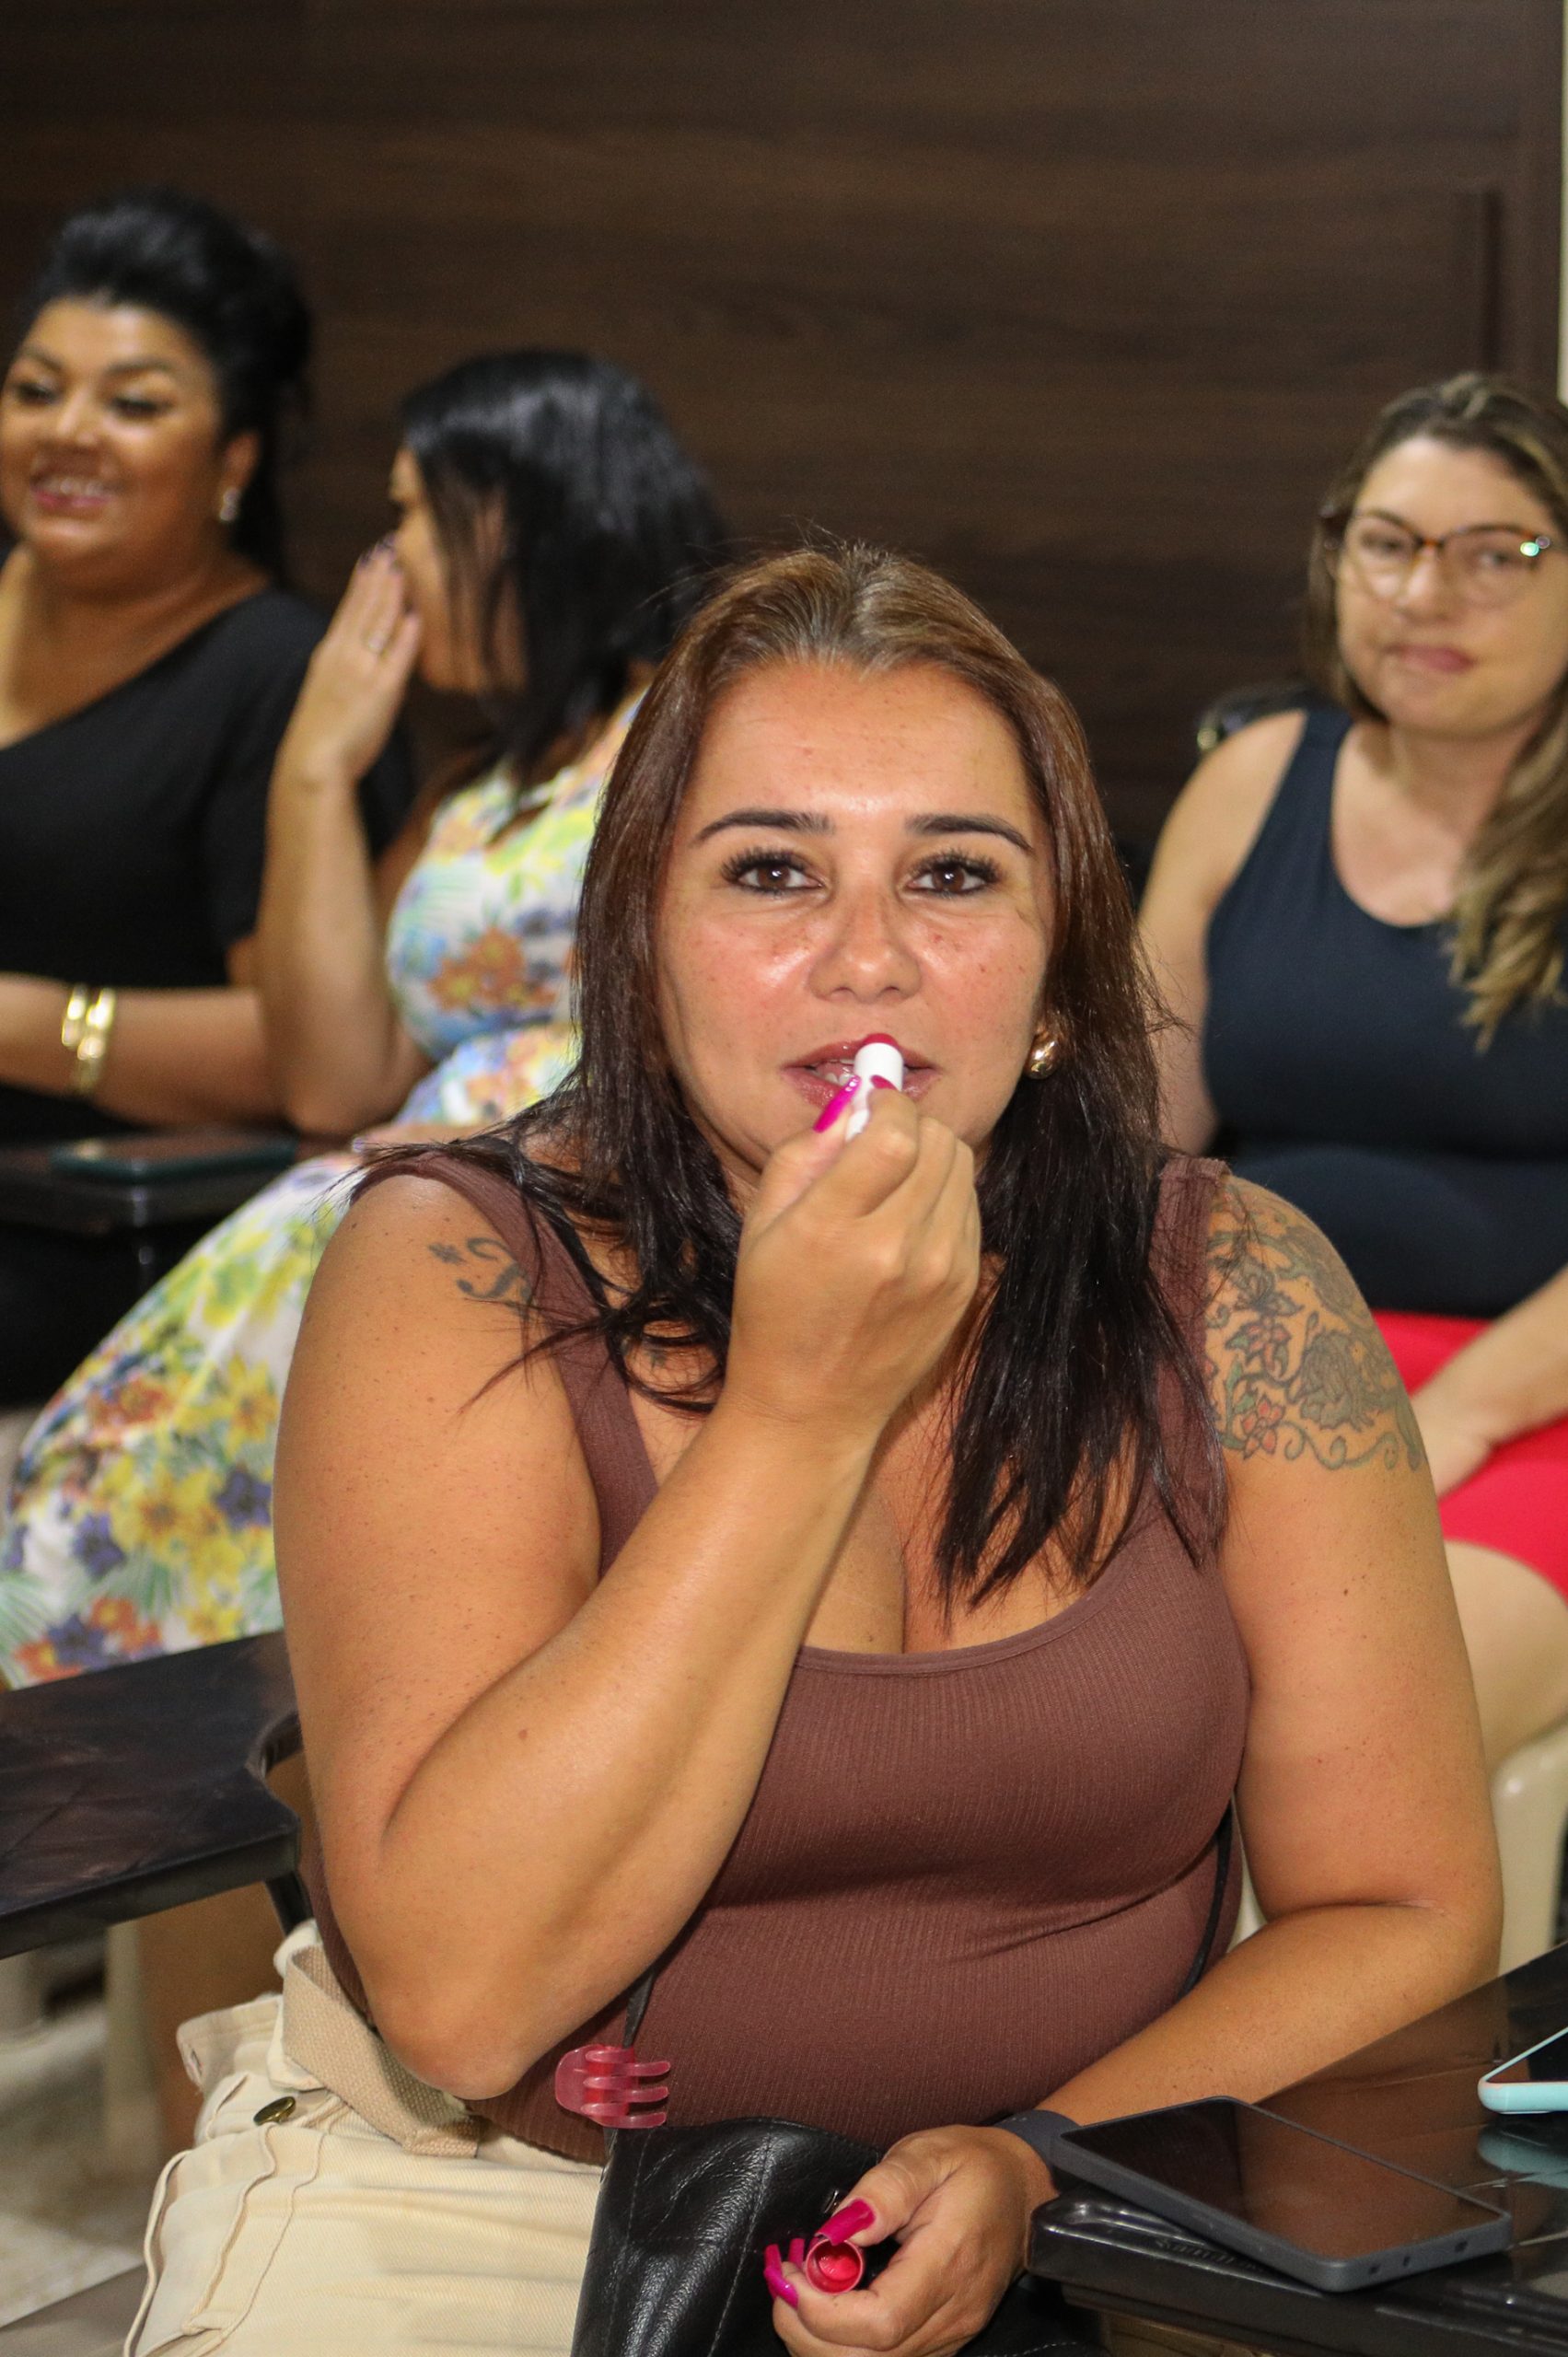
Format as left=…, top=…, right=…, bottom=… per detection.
left=281, top=1939, right=483, bottom=2158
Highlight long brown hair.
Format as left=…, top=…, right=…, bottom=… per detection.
left=1306, top=373, right=1568, bottom=1037
left=455, top=543, right=1223, bottom=1603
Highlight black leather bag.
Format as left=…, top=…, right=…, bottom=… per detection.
left=569, top=1815, right=1233, bottom=2357
left=569, top=2107, right=1092, bottom=2357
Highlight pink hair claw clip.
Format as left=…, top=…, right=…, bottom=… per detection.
left=554, top=2041, right=670, bottom=2129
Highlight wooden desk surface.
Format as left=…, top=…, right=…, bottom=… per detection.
left=1032, top=1941, right=1568, bottom=2356
left=0, top=1633, right=300, bottom=1956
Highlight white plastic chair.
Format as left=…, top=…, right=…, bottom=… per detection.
left=1228, top=1724, right=1568, bottom=1971
left=1492, top=1717, right=1568, bottom=1972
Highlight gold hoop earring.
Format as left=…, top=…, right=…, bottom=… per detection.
left=218, top=487, right=241, bottom=526
left=1026, top=1030, right=1059, bottom=1079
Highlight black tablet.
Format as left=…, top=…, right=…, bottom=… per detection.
left=1053, top=2098, right=1510, bottom=2293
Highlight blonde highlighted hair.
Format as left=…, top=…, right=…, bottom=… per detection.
left=1305, top=372, right=1568, bottom=1039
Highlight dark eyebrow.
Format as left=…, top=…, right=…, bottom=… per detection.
left=692, top=806, right=1033, bottom=853
left=692, top=807, right=832, bottom=842
left=103, top=360, right=182, bottom=381
left=908, top=811, right=1034, bottom=854
left=1357, top=505, right=1542, bottom=538
left=11, top=345, right=182, bottom=382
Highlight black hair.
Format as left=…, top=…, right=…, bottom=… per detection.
left=399, top=351, right=729, bottom=786
left=15, top=187, right=312, bottom=576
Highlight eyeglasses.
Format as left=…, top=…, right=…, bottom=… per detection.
left=1325, top=509, right=1557, bottom=608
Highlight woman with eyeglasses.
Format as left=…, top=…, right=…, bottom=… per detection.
left=1143, top=373, right=1568, bottom=1780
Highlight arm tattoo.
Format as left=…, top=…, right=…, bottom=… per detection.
left=427, top=1235, right=534, bottom=1308
left=1205, top=1185, right=1425, bottom=1472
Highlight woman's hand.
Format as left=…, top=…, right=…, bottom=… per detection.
left=276, top=543, right=422, bottom=793
left=767, top=2126, right=1051, bottom=2357
left=1410, top=1379, right=1496, bottom=1498
left=724, top=1084, right=981, bottom=1451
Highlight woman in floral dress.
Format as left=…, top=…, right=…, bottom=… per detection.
left=0, top=350, right=725, bottom=1684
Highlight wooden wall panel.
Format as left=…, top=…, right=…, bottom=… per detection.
left=1, top=0, right=1560, bottom=834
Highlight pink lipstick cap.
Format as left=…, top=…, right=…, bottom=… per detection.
left=803, top=2233, right=866, bottom=2293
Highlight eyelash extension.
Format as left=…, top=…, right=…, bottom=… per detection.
left=719, top=844, right=812, bottom=888
left=912, top=852, right=1003, bottom=888
left=7, top=381, right=167, bottom=417
left=719, top=845, right=1005, bottom=893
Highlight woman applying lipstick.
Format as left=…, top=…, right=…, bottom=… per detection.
left=1144, top=375, right=1568, bottom=1783
left=0, top=189, right=411, bottom=1399
left=128, top=545, right=1496, bottom=2356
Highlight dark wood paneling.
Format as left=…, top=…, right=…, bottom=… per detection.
left=1, top=1, right=1560, bottom=834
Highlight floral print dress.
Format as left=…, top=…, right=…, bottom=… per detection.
left=0, top=708, right=633, bottom=1683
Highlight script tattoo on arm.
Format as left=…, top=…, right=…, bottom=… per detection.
left=1205, top=1182, right=1425, bottom=1473
left=426, top=1235, right=534, bottom=1309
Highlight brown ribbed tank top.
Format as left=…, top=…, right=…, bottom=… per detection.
left=305, top=1153, right=1247, bottom=2162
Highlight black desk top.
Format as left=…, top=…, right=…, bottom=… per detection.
left=0, top=1137, right=296, bottom=1235
left=1031, top=1942, right=1568, bottom=2356
left=0, top=1633, right=300, bottom=1956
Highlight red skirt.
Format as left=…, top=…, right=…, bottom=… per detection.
left=1376, top=1310, right=1568, bottom=1602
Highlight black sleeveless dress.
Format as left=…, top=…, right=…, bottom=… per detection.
left=1202, top=707, right=1568, bottom=1318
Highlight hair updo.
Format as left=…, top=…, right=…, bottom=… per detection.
left=15, top=186, right=313, bottom=576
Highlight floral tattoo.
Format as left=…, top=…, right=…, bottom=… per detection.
left=1205, top=1185, right=1424, bottom=1472
left=426, top=1235, right=533, bottom=1308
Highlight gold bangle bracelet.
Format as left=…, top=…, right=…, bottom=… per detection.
left=60, top=984, right=93, bottom=1057
left=70, top=987, right=118, bottom=1098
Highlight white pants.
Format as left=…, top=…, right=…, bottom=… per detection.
left=123, top=1931, right=1260, bottom=2357
left=126, top=1926, right=602, bottom=2354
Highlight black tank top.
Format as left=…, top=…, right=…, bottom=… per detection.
left=1203, top=706, right=1568, bottom=1317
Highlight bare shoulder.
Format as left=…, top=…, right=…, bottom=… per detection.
left=278, top=1180, right=601, bottom=1852
left=1186, top=707, right=1308, bottom=810
left=307, top=1170, right=544, bottom=1337
left=286, top=1170, right=574, bottom=1467
left=1202, top=1175, right=1425, bottom=1475
left=1147, top=710, right=1308, bottom=908
left=280, top=1170, right=597, bottom=1638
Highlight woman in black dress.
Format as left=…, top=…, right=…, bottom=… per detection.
left=0, top=189, right=410, bottom=1399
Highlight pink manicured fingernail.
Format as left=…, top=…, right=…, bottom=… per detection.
left=821, top=2197, right=876, bottom=2239
left=869, top=1074, right=895, bottom=1090
left=812, top=1074, right=862, bottom=1132
left=763, top=2247, right=798, bottom=2308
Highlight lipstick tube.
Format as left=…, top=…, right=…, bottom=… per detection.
left=843, top=1035, right=904, bottom=1138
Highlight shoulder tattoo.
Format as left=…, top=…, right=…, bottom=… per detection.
left=1204, top=1185, right=1425, bottom=1473
left=426, top=1234, right=533, bottom=1309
